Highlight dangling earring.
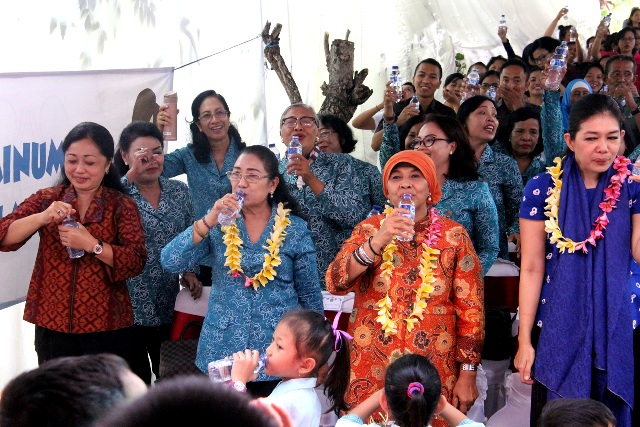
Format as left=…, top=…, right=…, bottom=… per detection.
left=449, top=151, right=453, bottom=155
left=124, top=161, right=128, bottom=166
left=270, top=191, right=274, bottom=199
left=427, top=195, right=433, bottom=203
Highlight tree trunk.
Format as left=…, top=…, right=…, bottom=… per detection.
left=261, top=23, right=372, bottom=123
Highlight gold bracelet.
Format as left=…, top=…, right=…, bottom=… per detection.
left=193, top=220, right=208, bottom=239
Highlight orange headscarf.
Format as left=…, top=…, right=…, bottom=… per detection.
left=381, top=151, right=442, bottom=206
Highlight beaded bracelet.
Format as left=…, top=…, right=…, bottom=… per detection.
left=201, top=216, right=213, bottom=230
left=193, top=220, right=208, bottom=239
left=367, top=236, right=381, bottom=256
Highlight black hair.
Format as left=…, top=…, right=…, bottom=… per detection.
left=557, top=25, right=571, bottom=41
left=629, top=7, right=640, bottom=22
left=616, top=27, right=638, bottom=55
left=479, top=70, right=500, bottom=85
left=422, top=114, right=479, bottom=181
left=586, top=36, right=596, bottom=49
left=95, top=376, right=280, bottom=427
left=528, top=66, right=543, bottom=75
left=189, top=90, right=246, bottom=164
left=505, top=106, right=543, bottom=158
left=115, top=121, right=165, bottom=176
left=499, top=58, right=529, bottom=79
left=470, top=61, right=486, bottom=72
left=528, top=37, right=561, bottom=64
left=384, top=354, right=442, bottom=427
left=237, top=145, right=302, bottom=218
left=457, top=95, right=497, bottom=132
left=537, top=398, right=616, bottom=427
left=57, top=122, right=125, bottom=193
left=0, top=354, right=131, bottom=427
left=444, top=72, right=464, bottom=87
left=581, top=61, right=605, bottom=79
left=605, top=54, right=637, bottom=78
left=486, top=55, right=506, bottom=70
left=414, top=58, right=443, bottom=79
left=402, top=82, right=416, bottom=92
left=318, top=114, right=357, bottom=153
left=279, top=309, right=350, bottom=415
left=399, top=114, right=427, bottom=150
left=567, top=93, right=623, bottom=140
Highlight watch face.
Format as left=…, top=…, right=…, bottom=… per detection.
left=93, top=244, right=103, bottom=255
left=231, top=381, right=246, bottom=392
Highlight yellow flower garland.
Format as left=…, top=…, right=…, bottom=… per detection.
left=221, top=203, right=291, bottom=290
left=375, top=208, right=441, bottom=337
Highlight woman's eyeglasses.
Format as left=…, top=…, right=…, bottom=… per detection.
left=319, top=130, right=336, bottom=140
left=226, top=171, right=270, bottom=183
left=281, top=116, right=318, bottom=128
left=409, top=136, right=452, bottom=149
left=198, top=110, right=229, bottom=122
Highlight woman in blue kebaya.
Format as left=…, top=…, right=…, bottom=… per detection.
left=115, top=121, right=201, bottom=384
left=161, top=145, right=323, bottom=397
left=158, top=90, right=245, bottom=286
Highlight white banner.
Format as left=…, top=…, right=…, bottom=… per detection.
left=0, top=68, right=173, bottom=308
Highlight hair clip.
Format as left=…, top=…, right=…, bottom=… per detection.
left=407, top=382, right=425, bottom=398
left=331, top=311, right=353, bottom=352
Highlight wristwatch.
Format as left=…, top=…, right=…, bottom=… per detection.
left=92, top=239, right=103, bottom=256
left=461, top=363, right=478, bottom=371
left=229, top=380, right=247, bottom=393
left=631, top=107, right=640, bottom=116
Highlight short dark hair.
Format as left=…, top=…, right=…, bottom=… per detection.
left=457, top=95, right=497, bottom=131
left=189, top=90, right=245, bottom=164
left=528, top=37, right=561, bottom=64
left=422, top=114, right=479, bottom=181
left=616, top=27, right=638, bottom=54
left=444, top=72, right=464, bottom=87
left=57, top=122, right=125, bottom=193
left=538, top=398, right=616, bottom=427
left=402, top=82, right=416, bottom=92
left=479, top=70, right=500, bottom=85
left=115, top=121, right=165, bottom=176
left=470, top=61, right=486, bottom=71
left=95, top=376, right=280, bottom=427
left=605, top=54, right=637, bottom=77
left=505, top=106, right=543, bottom=158
left=318, top=114, right=357, bottom=153
left=499, top=58, right=529, bottom=79
left=581, top=61, right=605, bottom=79
left=238, top=145, right=302, bottom=218
left=0, top=354, right=132, bottom=427
left=567, top=93, right=623, bottom=140
left=414, top=58, right=443, bottom=79
left=384, top=354, right=442, bottom=427
left=280, top=309, right=350, bottom=414
left=486, top=55, right=506, bottom=70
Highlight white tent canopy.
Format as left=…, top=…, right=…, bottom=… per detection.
left=0, top=0, right=606, bottom=388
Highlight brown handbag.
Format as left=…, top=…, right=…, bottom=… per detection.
left=158, top=321, right=204, bottom=381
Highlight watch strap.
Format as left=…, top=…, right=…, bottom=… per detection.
left=631, top=107, right=640, bottom=116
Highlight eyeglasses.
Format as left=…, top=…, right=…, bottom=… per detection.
left=281, top=116, right=318, bottom=128
left=409, top=136, right=452, bottom=149
left=225, top=171, right=270, bottom=183
left=481, top=83, right=498, bottom=90
left=532, top=52, right=551, bottom=65
left=319, top=130, right=336, bottom=140
left=198, top=110, right=229, bottom=122
left=620, top=36, right=636, bottom=42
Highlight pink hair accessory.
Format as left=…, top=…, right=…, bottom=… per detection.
left=331, top=311, right=353, bottom=352
left=407, top=382, right=424, bottom=398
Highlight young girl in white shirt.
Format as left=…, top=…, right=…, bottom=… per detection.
left=335, top=354, right=485, bottom=427
left=230, top=309, right=351, bottom=427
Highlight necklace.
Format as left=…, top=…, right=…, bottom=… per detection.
left=544, top=156, right=630, bottom=254
left=376, top=208, right=442, bottom=337
left=222, top=203, right=291, bottom=290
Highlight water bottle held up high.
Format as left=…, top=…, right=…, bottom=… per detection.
left=218, top=190, right=245, bottom=226
left=487, top=85, right=497, bottom=101
left=409, top=94, right=419, bottom=110
left=208, top=353, right=268, bottom=383
left=268, top=143, right=280, bottom=160
left=603, top=13, right=612, bottom=28
left=462, top=68, right=480, bottom=103
left=397, top=193, right=416, bottom=242
left=499, top=15, right=507, bottom=32
left=389, top=66, right=403, bottom=102
left=61, top=217, right=85, bottom=259
left=562, top=5, right=569, bottom=22
left=545, top=45, right=567, bottom=91
left=366, top=205, right=382, bottom=218
left=557, top=40, right=568, bottom=58
left=287, top=135, right=303, bottom=177
left=569, top=26, right=577, bottom=43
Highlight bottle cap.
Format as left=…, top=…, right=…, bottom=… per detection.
left=164, top=91, right=177, bottom=102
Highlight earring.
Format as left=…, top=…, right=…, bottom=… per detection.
left=124, top=161, right=128, bottom=166
left=270, top=191, right=274, bottom=198
left=427, top=195, right=433, bottom=203
left=449, top=151, right=453, bottom=155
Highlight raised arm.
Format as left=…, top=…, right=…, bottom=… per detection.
left=352, top=102, right=384, bottom=131
left=544, top=8, right=567, bottom=38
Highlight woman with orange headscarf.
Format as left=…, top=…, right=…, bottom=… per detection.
left=326, top=151, right=484, bottom=426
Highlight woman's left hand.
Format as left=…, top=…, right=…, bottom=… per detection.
left=57, top=222, right=95, bottom=252
left=451, top=370, right=478, bottom=414
left=230, top=349, right=260, bottom=384
left=180, top=272, right=203, bottom=299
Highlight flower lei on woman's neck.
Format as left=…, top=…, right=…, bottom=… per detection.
left=221, top=203, right=291, bottom=290
left=375, top=206, right=442, bottom=337
left=544, top=156, right=630, bottom=254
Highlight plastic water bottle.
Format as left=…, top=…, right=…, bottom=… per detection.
left=499, top=15, right=507, bottom=32
left=487, top=85, right=497, bottom=101
left=462, top=68, right=480, bottom=103
left=208, top=353, right=268, bottom=383
left=545, top=47, right=566, bottom=90
left=557, top=40, right=568, bottom=57
left=366, top=205, right=382, bottom=218
left=389, top=66, right=403, bottom=102
left=569, top=26, right=577, bottom=43
left=61, top=217, right=85, bottom=259
left=287, top=135, right=303, bottom=177
left=396, top=194, right=416, bottom=242
left=409, top=94, right=419, bottom=110
left=632, top=160, right=640, bottom=176
left=603, top=13, right=612, bottom=28
left=268, top=143, right=280, bottom=160
left=218, top=190, right=245, bottom=226
left=562, top=5, right=569, bottom=22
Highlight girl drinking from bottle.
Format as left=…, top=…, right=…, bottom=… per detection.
left=230, top=309, right=352, bottom=427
